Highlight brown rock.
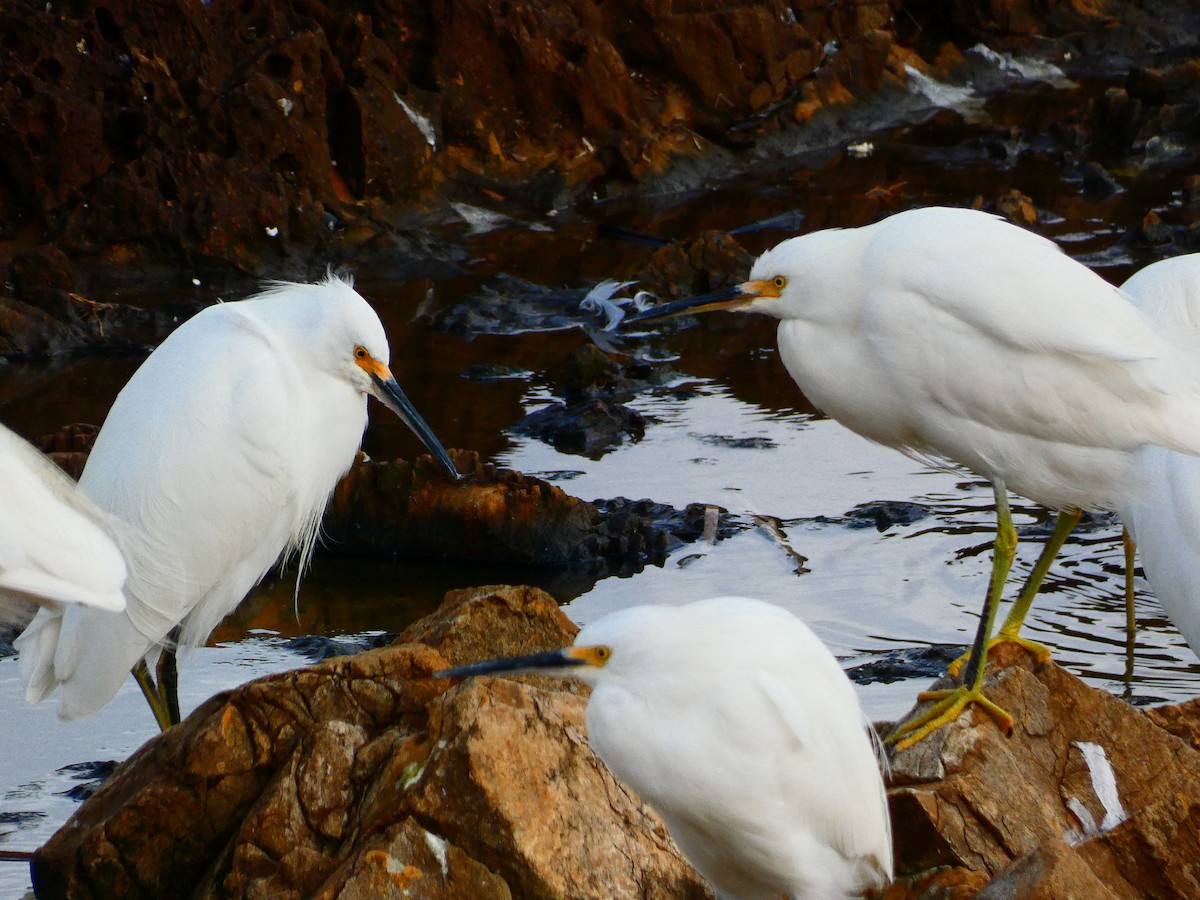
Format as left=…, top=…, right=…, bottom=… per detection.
left=886, top=643, right=1200, bottom=897
left=408, top=677, right=709, bottom=899
left=399, top=584, right=579, bottom=670
left=32, top=585, right=711, bottom=899
left=977, top=838, right=1122, bottom=899
left=994, top=189, right=1039, bottom=227
left=323, top=447, right=677, bottom=570
left=314, top=818, right=512, bottom=899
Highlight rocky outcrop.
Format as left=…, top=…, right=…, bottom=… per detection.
left=10, top=0, right=1200, bottom=303
left=31, top=587, right=1200, bottom=898
left=31, top=585, right=711, bottom=899
left=0, top=0, right=910, bottom=291
left=882, top=642, right=1200, bottom=898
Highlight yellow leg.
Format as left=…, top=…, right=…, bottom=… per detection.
left=889, top=481, right=1018, bottom=749
left=996, top=507, right=1081, bottom=647
left=947, top=507, right=1079, bottom=678
left=945, top=509, right=1077, bottom=678
left=1123, top=527, right=1137, bottom=685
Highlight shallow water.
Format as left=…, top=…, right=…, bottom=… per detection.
left=4, top=60, right=1200, bottom=893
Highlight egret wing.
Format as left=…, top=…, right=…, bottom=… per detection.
left=860, top=213, right=1200, bottom=457
left=0, top=426, right=126, bottom=613
left=77, top=306, right=301, bottom=646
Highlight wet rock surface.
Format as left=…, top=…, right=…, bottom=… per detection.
left=31, top=585, right=711, bottom=899
left=324, top=447, right=721, bottom=574
left=511, top=344, right=676, bottom=458
left=0, top=0, right=928, bottom=292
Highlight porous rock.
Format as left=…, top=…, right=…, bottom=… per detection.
left=32, top=584, right=711, bottom=899
left=881, top=643, right=1200, bottom=898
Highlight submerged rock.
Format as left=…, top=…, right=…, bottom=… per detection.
left=31, top=585, right=711, bottom=899
left=514, top=397, right=646, bottom=458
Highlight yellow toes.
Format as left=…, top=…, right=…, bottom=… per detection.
left=946, top=633, right=1053, bottom=680
left=886, top=684, right=1014, bottom=752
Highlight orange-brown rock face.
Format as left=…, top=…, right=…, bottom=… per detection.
left=324, top=448, right=698, bottom=570
left=0, top=0, right=907, bottom=284
left=31, top=585, right=711, bottom=899
left=882, top=643, right=1200, bottom=898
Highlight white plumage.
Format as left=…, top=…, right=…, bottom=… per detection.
left=440, top=596, right=893, bottom=900
left=0, top=423, right=126, bottom=621
left=1118, top=253, right=1200, bottom=660
left=759, top=208, right=1200, bottom=511
left=628, top=206, right=1200, bottom=746
left=16, top=273, right=456, bottom=725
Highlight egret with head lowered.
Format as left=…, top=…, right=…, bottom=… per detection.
left=0, top=423, right=126, bottom=623
left=438, top=596, right=893, bottom=900
left=628, top=206, right=1200, bottom=748
left=17, top=273, right=458, bottom=730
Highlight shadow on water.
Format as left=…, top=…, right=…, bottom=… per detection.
left=3, top=59, right=1200, bottom=880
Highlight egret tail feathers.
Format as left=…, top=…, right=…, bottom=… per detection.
left=15, top=609, right=62, bottom=704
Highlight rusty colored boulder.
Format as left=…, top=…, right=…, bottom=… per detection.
left=32, top=584, right=711, bottom=899
left=30, top=584, right=1200, bottom=898
left=323, top=447, right=703, bottom=571
left=883, top=643, right=1200, bottom=898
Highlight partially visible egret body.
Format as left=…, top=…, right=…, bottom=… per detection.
left=628, top=207, right=1200, bottom=747
left=1118, top=253, right=1200, bottom=660
left=438, top=596, right=893, bottom=900
left=16, top=274, right=458, bottom=729
left=0, top=423, right=126, bottom=622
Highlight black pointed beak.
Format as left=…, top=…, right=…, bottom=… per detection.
left=435, top=648, right=584, bottom=679
left=371, top=373, right=460, bottom=480
left=623, top=283, right=753, bottom=325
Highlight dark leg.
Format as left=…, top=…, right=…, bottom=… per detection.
left=133, top=658, right=173, bottom=732
left=888, top=481, right=1018, bottom=749
left=157, top=626, right=182, bottom=727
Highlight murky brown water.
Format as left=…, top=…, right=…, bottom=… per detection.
left=4, top=57, right=1200, bottom=889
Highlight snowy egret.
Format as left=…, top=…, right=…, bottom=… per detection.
left=16, top=273, right=458, bottom=730
left=438, top=596, right=893, bottom=899
left=628, top=206, right=1200, bottom=748
left=0, top=423, right=126, bottom=622
left=1118, top=253, right=1200, bottom=661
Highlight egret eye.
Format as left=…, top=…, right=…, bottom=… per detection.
left=772, top=276, right=787, bottom=290
left=594, top=645, right=613, bottom=663
left=354, top=346, right=369, bottom=360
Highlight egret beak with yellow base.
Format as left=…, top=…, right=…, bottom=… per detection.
left=356, top=353, right=460, bottom=480
left=624, top=278, right=784, bottom=324
left=436, top=645, right=612, bottom=680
